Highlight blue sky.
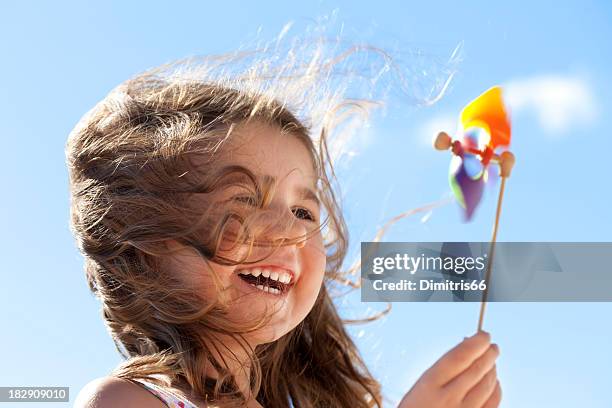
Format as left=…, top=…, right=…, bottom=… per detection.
left=1, top=1, right=611, bottom=407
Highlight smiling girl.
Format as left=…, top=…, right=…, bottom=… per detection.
left=68, top=40, right=501, bottom=408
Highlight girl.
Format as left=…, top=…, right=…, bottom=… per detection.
left=68, top=41, right=501, bottom=408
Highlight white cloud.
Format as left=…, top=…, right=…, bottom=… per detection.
left=416, top=74, right=597, bottom=144
left=504, top=75, right=598, bottom=134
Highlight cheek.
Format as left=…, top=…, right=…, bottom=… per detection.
left=308, top=235, right=326, bottom=281
left=163, top=243, right=237, bottom=303
left=296, top=235, right=327, bottom=302
left=185, top=265, right=232, bottom=301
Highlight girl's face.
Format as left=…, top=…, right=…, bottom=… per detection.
left=165, top=121, right=326, bottom=344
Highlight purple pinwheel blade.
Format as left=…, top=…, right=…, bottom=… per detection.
left=449, top=155, right=485, bottom=221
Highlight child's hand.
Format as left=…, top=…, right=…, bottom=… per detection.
left=397, top=331, right=501, bottom=408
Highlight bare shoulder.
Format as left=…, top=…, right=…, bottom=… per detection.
left=74, top=376, right=166, bottom=408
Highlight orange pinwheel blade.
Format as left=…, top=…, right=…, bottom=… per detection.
left=460, top=86, right=511, bottom=149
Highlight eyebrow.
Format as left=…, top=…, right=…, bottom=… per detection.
left=219, top=170, right=320, bottom=207
left=297, top=185, right=321, bottom=207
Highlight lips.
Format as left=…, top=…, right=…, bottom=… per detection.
left=236, top=266, right=295, bottom=296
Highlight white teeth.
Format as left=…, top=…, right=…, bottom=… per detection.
left=238, top=267, right=293, bottom=285
left=249, top=283, right=283, bottom=296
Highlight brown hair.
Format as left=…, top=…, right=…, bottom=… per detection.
left=66, top=40, right=386, bottom=407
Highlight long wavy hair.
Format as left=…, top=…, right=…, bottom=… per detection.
left=65, top=35, right=395, bottom=407
left=66, top=25, right=457, bottom=406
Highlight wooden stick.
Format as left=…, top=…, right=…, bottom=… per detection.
left=477, top=176, right=507, bottom=332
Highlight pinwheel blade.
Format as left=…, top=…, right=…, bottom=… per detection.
left=449, top=155, right=485, bottom=221
left=460, top=86, right=511, bottom=150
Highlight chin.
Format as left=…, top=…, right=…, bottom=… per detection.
left=249, top=323, right=295, bottom=345
left=238, top=306, right=303, bottom=345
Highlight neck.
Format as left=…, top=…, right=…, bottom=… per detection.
left=203, top=334, right=258, bottom=401
left=169, top=335, right=261, bottom=406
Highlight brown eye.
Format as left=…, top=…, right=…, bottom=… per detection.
left=292, top=207, right=316, bottom=222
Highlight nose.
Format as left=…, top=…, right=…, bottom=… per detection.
left=263, top=206, right=309, bottom=249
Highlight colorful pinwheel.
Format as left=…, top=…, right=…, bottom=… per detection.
left=434, top=86, right=514, bottom=220
left=433, top=86, right=516, bottom=331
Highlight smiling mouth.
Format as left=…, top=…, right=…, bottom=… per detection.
left=237, top=273, right=292, bottom=295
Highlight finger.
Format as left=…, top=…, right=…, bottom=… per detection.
left=481, top=381, right=502, bottom=408
left=460, top=366, right=498, bottom=408
left=425, top=331, right=491, bottom=386
left=445, top=343, right=499, bottom=395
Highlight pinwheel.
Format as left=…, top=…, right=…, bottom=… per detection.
left=434, top=86, right=514, bottom=220
left=433, top=86, right=516, bottom=331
